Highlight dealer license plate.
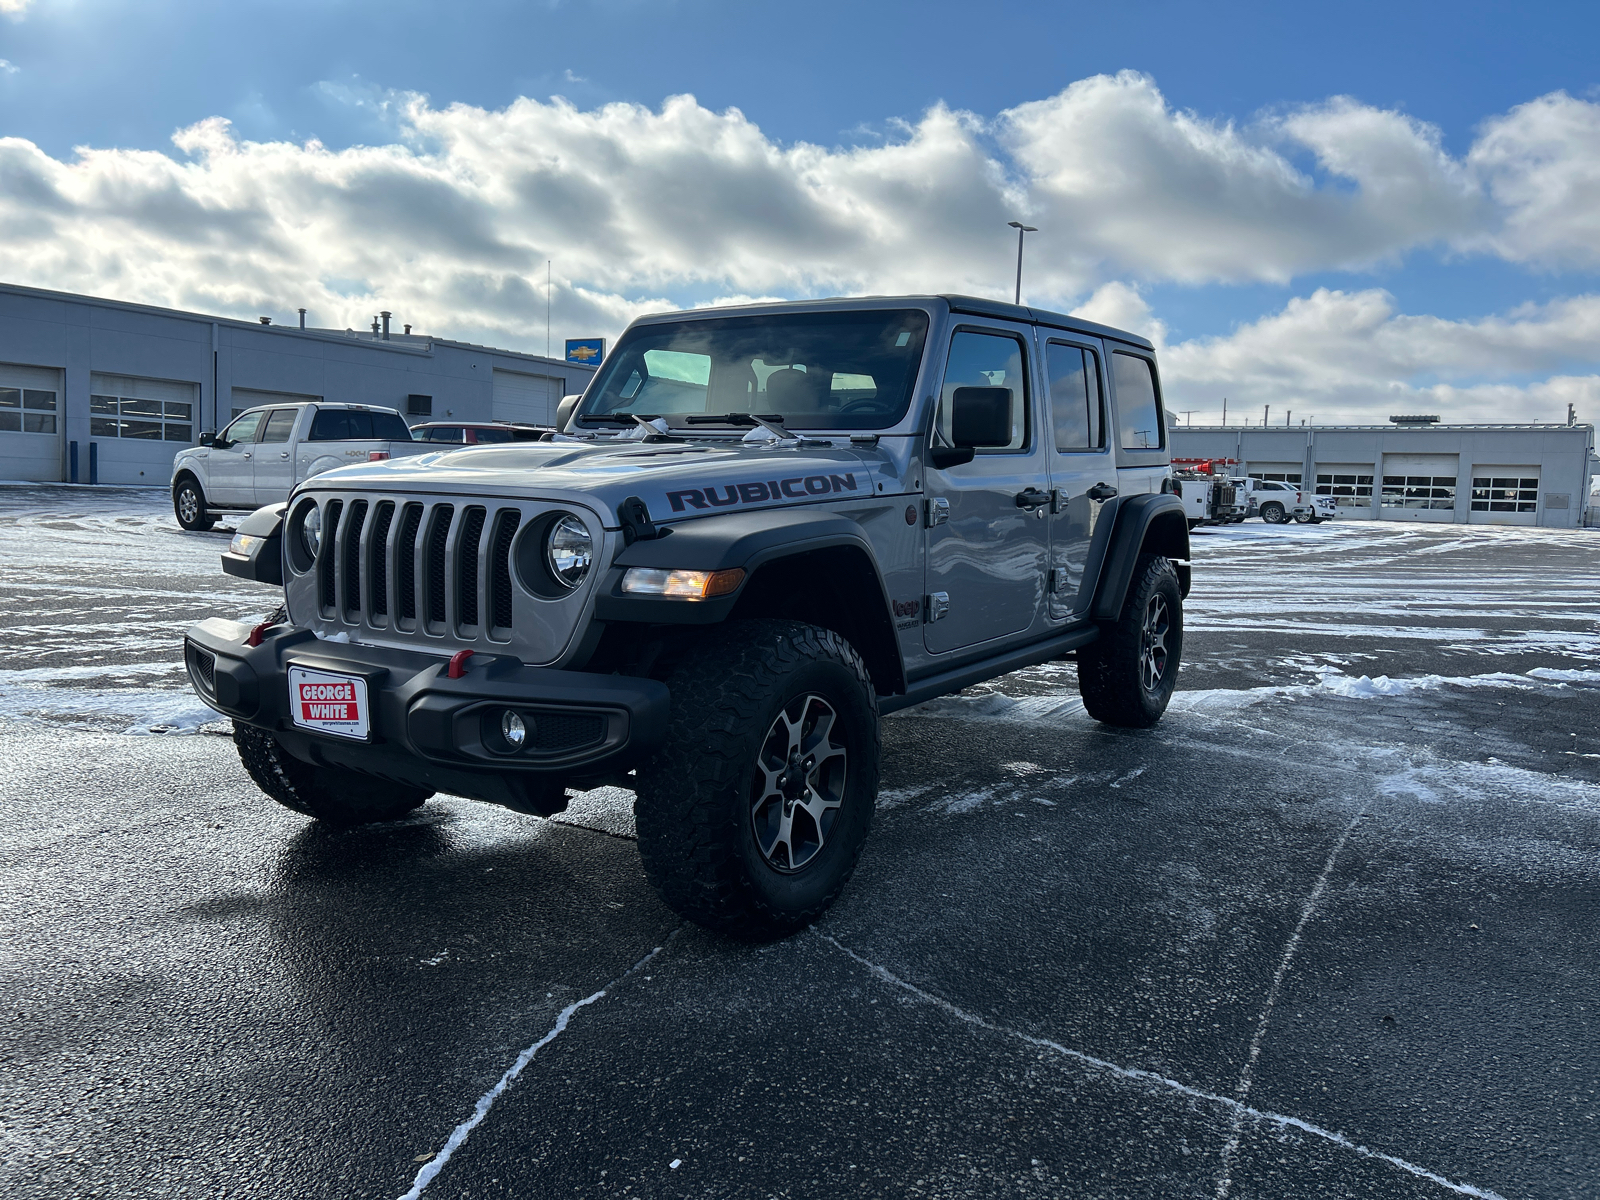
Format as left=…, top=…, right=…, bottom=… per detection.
left=288, top=666, right=371, bottom=741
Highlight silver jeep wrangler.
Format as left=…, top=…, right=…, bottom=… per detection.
left=185, top=295, right=1190, bottom=937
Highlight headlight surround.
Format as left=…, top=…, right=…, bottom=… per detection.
left=300, top=504, right=322, bottom=560
left=545, top=515, right=593, bottom=589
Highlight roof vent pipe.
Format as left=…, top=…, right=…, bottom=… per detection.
left=371, top=316, right=380, bottom=336
left=258, top=316, right=271, bottom=325
left=380, top=311, right=392, bottom=341
left=404, top=324, right=412, bottom=335
left=298, top=308, right=307, bottom=329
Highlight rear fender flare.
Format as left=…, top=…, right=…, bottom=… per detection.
left=1090, top=494, right=1191, bottom=620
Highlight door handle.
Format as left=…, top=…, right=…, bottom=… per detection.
left=1087, top=482, right=1118, bottom=501
left=1014, top=487, right=1052, bottom=510
left=242, top=451, right=253, bottom=460
left=280, top=451, right=290, bottom=459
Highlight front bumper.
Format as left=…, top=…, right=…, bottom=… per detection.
left=182, top=618, right=669, bottom=806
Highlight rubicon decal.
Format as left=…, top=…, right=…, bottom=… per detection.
left=667, top=473, right=858, bottom=512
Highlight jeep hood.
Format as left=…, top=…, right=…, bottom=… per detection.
left=290, top=438, right=909, bottom=525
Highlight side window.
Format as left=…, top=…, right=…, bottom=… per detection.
left=221, top=411, right=263, bottom=445
left=1111, top=353, right=1164, bottom=450
left=936, top=330, right=1028, bottom=453
left=1046, top=342, right=1104, bottom=452
left=260, top=409, right=297, bottom=443
left=473, top=427, right=515, bottom=443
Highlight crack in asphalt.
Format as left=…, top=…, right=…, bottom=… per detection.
left=816, top=931, right=1509, bottom=1200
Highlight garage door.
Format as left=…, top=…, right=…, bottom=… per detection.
left=90, top=372, right=202, bottom=487
left=230, top=387, right=321, bottom=421
left=0, top=362, right=65, bottom=482
left=1380, top=452, right=1458, bottom=522
left=492, top=370, right=561, bottom=425
left=1245, top=460, right=1303, bottom=484
left=1468, top=465, right=1539, bottom=526
left=1315, top=462, right=1375, bottom=513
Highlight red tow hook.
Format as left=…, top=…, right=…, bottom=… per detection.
left=447, top=649, right=475, bottom=679
left=245, top=621, right=276, bottom=647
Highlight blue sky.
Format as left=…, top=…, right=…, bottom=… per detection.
left=2, top=0, right=1599, bottom=423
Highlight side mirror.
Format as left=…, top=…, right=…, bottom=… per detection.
left=555, top=395, right=580, bottom=433
left=199, top=431, right=217, bottom=447
left=929, top=386, right=1011, bottom=469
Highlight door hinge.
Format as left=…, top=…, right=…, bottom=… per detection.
left=924, top=592, right=949, bottom=623
left=925, top=497, right=950, bottom=528
left=1047, top=567, right=1067, bottom=594
left=1050, top=488, right=1066, bottom=514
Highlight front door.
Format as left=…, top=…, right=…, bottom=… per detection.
left=924, top=325, right=1049, bottom=656
left=1041, top=336, right=1117, bottom=620
left=207, top=410, right=263, bottom=504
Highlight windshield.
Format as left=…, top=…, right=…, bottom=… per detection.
left=576, top=309, right=930, bottom=431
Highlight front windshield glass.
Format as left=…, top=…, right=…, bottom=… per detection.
left=576, top=309, right=930, bottom=431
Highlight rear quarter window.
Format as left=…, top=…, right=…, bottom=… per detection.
left=1111, top=353, right=1165, bottom=451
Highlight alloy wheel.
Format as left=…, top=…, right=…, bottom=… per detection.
left=749, top=693, right=848, bottom=873
left=1139, top=593, right=1170, bottom=694
left=178, top=487, right=199, bottom=524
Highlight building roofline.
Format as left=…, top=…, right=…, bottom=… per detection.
left=0, top=279, right=587, bottom=373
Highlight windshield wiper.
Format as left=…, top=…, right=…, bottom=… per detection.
left=681, top=413, right=787, bottom=427
left=575, top=412, right=662, bottom=427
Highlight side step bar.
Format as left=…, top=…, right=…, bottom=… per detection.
left=878, top=622, right=1101, bottom=716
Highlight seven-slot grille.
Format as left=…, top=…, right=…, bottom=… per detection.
left=309, top=495, right=533, bottom=644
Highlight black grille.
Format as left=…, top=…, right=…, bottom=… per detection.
left=426, top=504, right=454, bottom=626
left=397, top=503, right=423, bottom=621
left=490, top=509, right=520, bottom=631
left=532, top=712, right=604, bottom=751
left=343, top=500, right=367, bottom=615
left=368, top=501, right=394, bottom=617
left=458, top=506, right=486, bottom=627
left=185, top=642, right=216, bottom=694
left=317, top=499, right=342, bottom=613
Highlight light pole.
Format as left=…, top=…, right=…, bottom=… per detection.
left=1007, top=221, right=1037, bottom=305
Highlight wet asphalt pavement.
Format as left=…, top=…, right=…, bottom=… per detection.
left=1, top=485, right=1598, bottom=1199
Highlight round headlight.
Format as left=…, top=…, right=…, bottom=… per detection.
left=546, top=515, right=593, bottom=589
left=300, top=504, right=322, bottom=560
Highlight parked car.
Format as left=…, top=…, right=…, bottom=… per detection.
left=171, top=403, right=425, bottom=531
left=1246, top=479, right=1336, bottom=524
left=410, top=421, right=553, bottom=445
left=187, top=294, right=1190, bottom=937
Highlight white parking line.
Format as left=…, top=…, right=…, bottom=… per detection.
left=396, top=936, right=675, bottom=1199
left=818, top=932, right=1507, bottom=1200
left=1213, top=809, right=1364, bottom=1199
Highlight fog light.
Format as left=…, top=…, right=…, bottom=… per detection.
left=501, top=710, right=527, bottom=749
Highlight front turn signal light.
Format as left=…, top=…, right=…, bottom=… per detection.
left=621, top=567, right=745, bottom=600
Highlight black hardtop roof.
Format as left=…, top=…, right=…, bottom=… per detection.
left=629, top=293, right=1155, bottom=353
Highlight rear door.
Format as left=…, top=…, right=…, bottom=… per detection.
left=923, top=323, right=1050, bottom=656
left=206, top=410, right=264, bottom=504
left=250, top=408, right=301, bottom=503
left=1040, top=336, right=1116, bottom=621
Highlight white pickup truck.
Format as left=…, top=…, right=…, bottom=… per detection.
left=1246, top=479, right=1338, bottom=524
left=170, top=403, right=426, bottom=531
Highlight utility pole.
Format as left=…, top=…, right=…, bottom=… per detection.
left=1007, top=221, right=1037, bottom=305
left=1286, top=409, right=1291, bottom=426
left=1264, top=404, right=1270, bottom=426
left=1222, top=397, right=1227, bottom=426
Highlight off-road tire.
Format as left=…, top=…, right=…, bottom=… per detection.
left=1260, top=502, right=1288, bottom=524
left=173, top=477, right=216, bottom=532
left=1078, top=553, right=1183, bottom=728
left=633, top=620, right=879, bottom=939
left=232, top=721, right=431, bottom=826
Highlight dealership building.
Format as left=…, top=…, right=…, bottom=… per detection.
left=0, top=282, right=598, bottom=486
left=1171, top=419, right=1599, bottom=529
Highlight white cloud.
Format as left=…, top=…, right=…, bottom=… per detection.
left=1161, top=288, right=1600, bottom=423
left=0, top=0, right=31, bottom=17
left=0, top=74, right=1598, bottom=418
left=0, top=59, right=17, bottom=74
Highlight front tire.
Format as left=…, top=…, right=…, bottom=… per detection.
left=633, top=620, right=879, bottom=939
left=1077, top=554, right=1183, bottom=728
left=173, top=477, right=216, bottom=532
left=232, top=721, right=431, bottom=826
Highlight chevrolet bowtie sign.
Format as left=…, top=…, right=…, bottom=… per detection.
left=565, top=338, right=605, bottom=364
